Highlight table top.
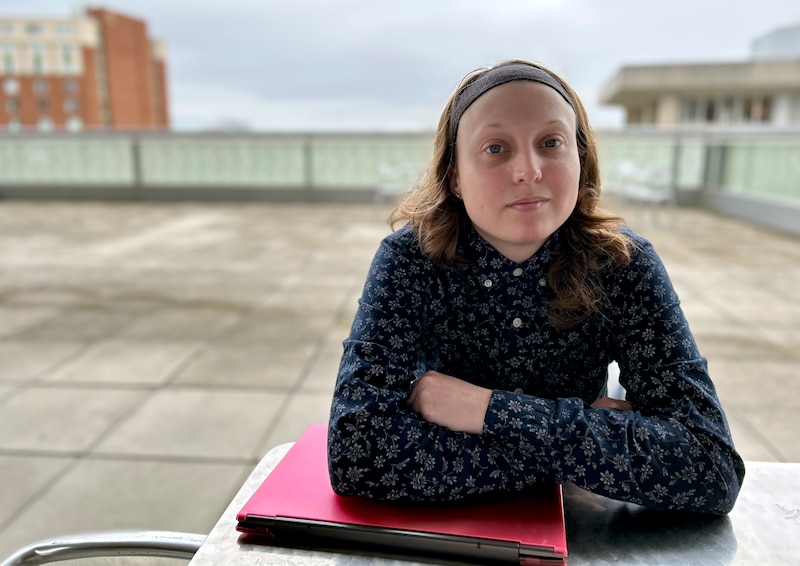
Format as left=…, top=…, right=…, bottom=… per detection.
left=190, top=444, right=799, bottom=565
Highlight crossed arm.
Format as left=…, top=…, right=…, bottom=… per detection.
left=328, top=235, right=744, bottom=514
left=407, top=370, right=632, bottom=435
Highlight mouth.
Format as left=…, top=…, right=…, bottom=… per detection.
left=508, top=196, right=549, bottom=210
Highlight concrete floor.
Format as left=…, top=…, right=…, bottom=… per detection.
left=1, top=199, right=798, bottom=564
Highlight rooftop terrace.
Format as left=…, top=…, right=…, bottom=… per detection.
left=1, top=199, right=799, bottom=563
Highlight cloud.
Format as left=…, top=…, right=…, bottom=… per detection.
left=4, top=0, right=800, bottom=130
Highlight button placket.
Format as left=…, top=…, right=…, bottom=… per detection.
left=508, top=267, right=526, bottom=331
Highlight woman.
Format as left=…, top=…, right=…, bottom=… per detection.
left=328, top=59, right=744, bottom=515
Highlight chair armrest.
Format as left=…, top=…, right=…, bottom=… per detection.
left=0, top=530, right=205, bottom=565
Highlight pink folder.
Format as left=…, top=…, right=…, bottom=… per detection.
left=237, top=424, right=567, bottom=564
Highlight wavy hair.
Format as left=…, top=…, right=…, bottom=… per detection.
left=389, top=59, right=633, bottom=329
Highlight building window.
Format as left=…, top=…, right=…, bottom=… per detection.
left=61, top=44, right=75, bottom=73
left=720, top=97, right=735, bottom=123
left=704, top=100, right=716, bottom=123
left=55, top=23, right=74, bottom=35
left=2, top=42, right=14, bottom=74
left=26, top=22, right=43, bottom=35
left=37, top=99, right=49, bottom=112
left=31, top=43, right=45, bottom=73
left=63, top=78, right=79, bottom=93
left=66, top=116, right=82, bottom=132
left=32, top=78, right=48, bottom=95
left=37, top=116, right=53, bottom=132
left=0, top=23, right=14, bottom=34
left=7, top=117, right=21, bottom=132
left=754, top=97, right=772, bottom=122
left=791, top=96, right=800, bottom=123
left=679, top=98, right=698, bottom=123
left=6, top=98, right=19, bottom=113
left=63, top=98, right=79, bottom=113
left=742, top=97, right=753, bottom=122
left=3, top=77, right=19, bottom=96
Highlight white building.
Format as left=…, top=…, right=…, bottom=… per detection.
left=600, top=25, right=800, bottom=128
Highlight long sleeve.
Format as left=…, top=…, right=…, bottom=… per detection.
left=328, top=229, right=530, bottom=501
left=328, top=226, right=745, bottom=514
left=483, top=237, right=746, bottom=514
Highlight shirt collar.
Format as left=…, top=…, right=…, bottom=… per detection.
left=457, top=222, right=561, bottom=277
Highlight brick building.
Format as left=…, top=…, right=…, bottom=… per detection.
left=0, top=7, right=168, bottom=132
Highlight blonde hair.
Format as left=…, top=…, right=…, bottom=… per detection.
left=389, top=59, right=632, bottom=329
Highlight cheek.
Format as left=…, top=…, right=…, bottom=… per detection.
left=553, top=161, right=581, bottom=193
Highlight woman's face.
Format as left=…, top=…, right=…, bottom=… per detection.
left=450, top=80, right=580, bottom=263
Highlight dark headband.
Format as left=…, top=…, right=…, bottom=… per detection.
left=450, top=63, right=576, bottom=148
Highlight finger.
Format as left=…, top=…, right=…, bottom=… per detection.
left=591, top=397, right=633, bottom=411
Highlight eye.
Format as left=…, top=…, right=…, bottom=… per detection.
left=484, top=143, right=504, bottom=154
left=543, top=138, right=563, bottom=149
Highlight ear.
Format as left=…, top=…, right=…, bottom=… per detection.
left=448, top=163, right=460, bottom=196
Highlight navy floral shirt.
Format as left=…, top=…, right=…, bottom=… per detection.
left=328, top=223, right=745, bottom=515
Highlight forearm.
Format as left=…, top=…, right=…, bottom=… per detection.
left=485, top=391, right=744, bottom=515
left=328, top=379, right=553, bottom=501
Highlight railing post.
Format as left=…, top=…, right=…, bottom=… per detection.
left=303, top=133, right=314, bottom=198
left=131, top=134, right=143, bottom=194
left=670, top=131, right=681, bottom=201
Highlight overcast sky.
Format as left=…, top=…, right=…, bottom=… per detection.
left=6, top=0, right=800, bottom=131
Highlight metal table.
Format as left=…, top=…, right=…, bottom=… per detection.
left=190, top=444, right=799, bottom=565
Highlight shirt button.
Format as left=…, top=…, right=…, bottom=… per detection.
left=513, top=387, right=524, bottom=394
left=512, top=317, right=522, bottom=328
left=538, top=277, right=547, bottom=287
left=512, top=268, right=523, bottom=277
left=484, top=278, right=493, bottom=288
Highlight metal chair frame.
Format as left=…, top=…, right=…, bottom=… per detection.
left=0, top=530, right=205, bottom=565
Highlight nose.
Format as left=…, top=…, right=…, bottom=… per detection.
left=513, top=149, right=542, bottom=184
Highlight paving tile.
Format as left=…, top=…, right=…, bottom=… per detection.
left=690, top=321, right=792, bottom=361
left=0, top=341, right=87, bottom=383
left=723, top=409, right=782, bottom=463
left=332, top=311, right=358, bottom=336
left=0, top=387, right=146, bottom=452
left=260, top=289, right=350, bottom=316
left=0, top=383, right=18, bottom=402
left=222, top=314, right=335, bottom=345
left=256, top=391, right=333, bottom=455
left=735, top=408, right=800, bottom=462
left=2, top=200, right=800, bottom=560
left=0, top=455, right=73, bottom=529
left=95, top=389, right=286, bottom=459
left=678, top=300, right=732, bottom=325
left=710, top=297, right=800, bottom=325
left=0, top=457, right=248, bottom=561
left=752, top=321, right=800, bottom=359
left=764, top=271, right=800, bottom=297
left=117, top=307, right=242, bottom=340
left=47, top=340, right=201, bottom=385
left=0, top=305, right=59, bottom=338
left=173, top=342, right=314, bottom=388
left=16, top=307, right=135, bottom=340
left=299, top=342, right=343, bottom=395
left=708, top=360, right=799, bottom=408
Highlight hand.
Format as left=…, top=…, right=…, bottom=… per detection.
left=406, top=371, right=492, bottom=435
left=591, top=396, right=633, bottom=411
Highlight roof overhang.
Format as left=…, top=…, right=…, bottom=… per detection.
left=600, top=59, right=800, bottom=106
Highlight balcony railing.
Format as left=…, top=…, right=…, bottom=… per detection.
left=1, top=127, right=798, bottom=234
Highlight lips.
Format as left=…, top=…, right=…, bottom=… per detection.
left=508, top=196, right=548, bottom=210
